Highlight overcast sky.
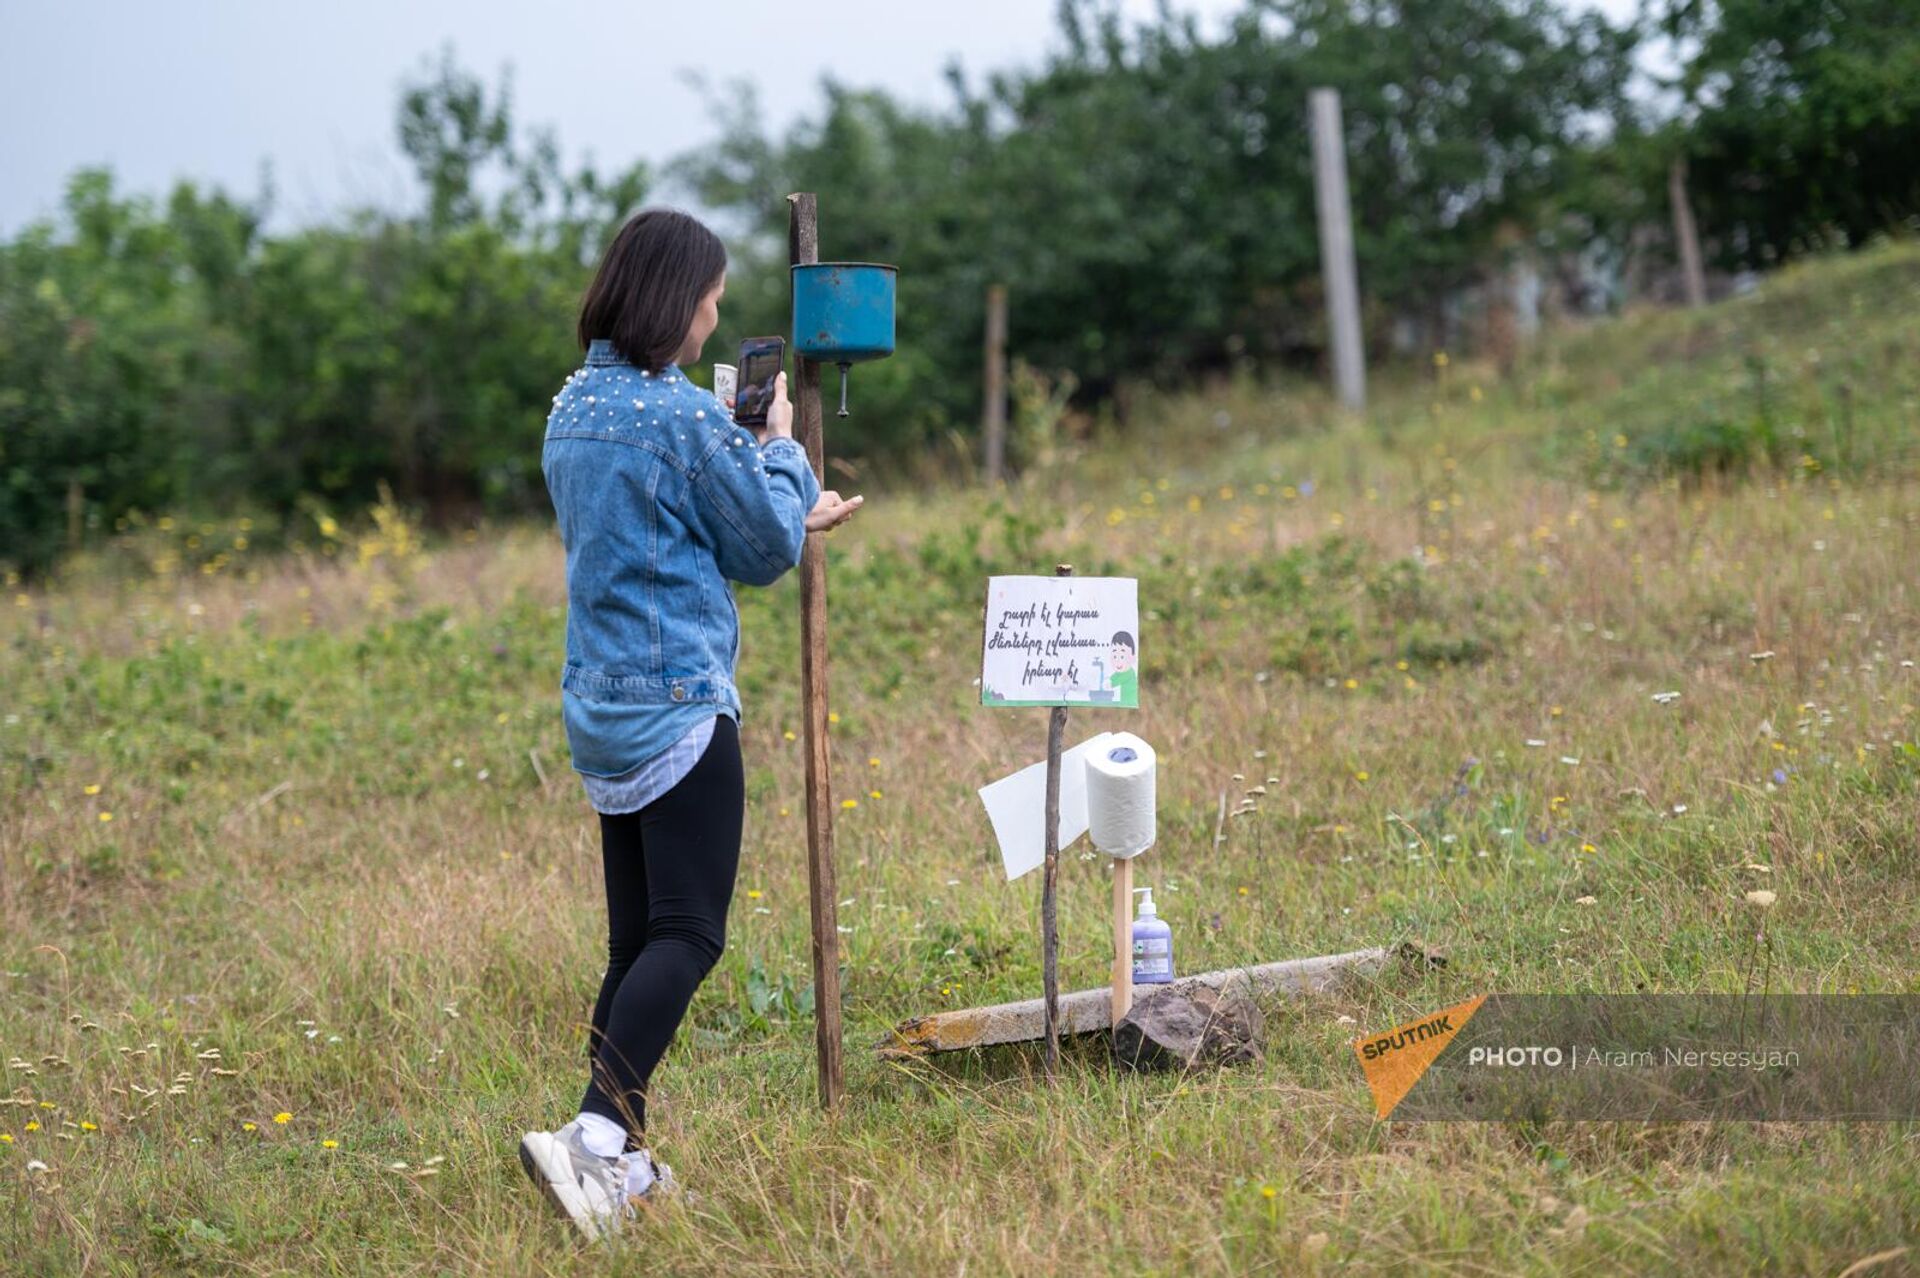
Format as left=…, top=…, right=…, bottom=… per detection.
left=0, top=0, right=1640, bottom=237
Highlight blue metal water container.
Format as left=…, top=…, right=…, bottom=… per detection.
left=790, top=262, right=897, bottom=364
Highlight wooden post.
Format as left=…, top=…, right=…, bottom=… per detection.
left=1041, top=562, right=1072, bottom=1080
left=787, top=191, right=844, bottom=1111
left=1669, top=155, right=1708, bottom=309
left=1309, top=88, right=1366, bottom=411
left=1111, top=855, right=1134, bottom=1024
left=982, top=284, right=1008, bottom=485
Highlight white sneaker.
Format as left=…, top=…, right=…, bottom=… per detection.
left=518, top=1120, right=638, bottom=1240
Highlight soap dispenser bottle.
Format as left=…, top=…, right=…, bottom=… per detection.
left=1131, top=887, right=1175, bottom=984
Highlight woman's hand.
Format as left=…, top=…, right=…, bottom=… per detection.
left=806, top=490, right=863, bottom=533
left=754, top=372, right=794, bottom=443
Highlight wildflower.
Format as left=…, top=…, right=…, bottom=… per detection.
left=1261, top=1184, right=1278, bottom=1199
left=869, top=789, right=882, bottom=800
left=827, top=712, right=840, bottom=724
left=1352, top=770, right=1369, bottom=782
left=1581, top=843, right=1597, bottom=855
left=783, top=730, right=796, bottom=741
left=98, top=812, right=113, bottom=823
left=78, top=1122, right=96, bottom=1132
left=24, top=1122, right=38, bottom=1132
left=1771, top=768, right=1789, bottom=786
left=83, top=784, right=101, bottom=796
left=1433, top=351, right=1450, bottom=368
left=273, top=1112, right=291, bottom=1125
left=841, top=798, right=858, bottom=810
left=1575, top=896, right=1597, bottom=906
left=1744, top=890, right=1777, bottom=909
left=242, top=1122, right=257, bottom=1132
left=1343, top=678, right=1358, bottom=690
left=868, top=756, right=880, bottom=768
left=746, top=889, right=762, bottom=900
left=321, top=1139, right=339, bottom=1149
left=0, top=1133, right=10, bottom=1143
left=1237, top=886, right=1250, bottom=896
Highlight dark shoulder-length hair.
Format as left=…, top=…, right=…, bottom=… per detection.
left=577, top=209, right=727, bottom=373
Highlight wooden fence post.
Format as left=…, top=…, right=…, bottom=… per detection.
left=983, top=284, right=1008, bottom=485
left=1309, top=88, right=1367, bottom=411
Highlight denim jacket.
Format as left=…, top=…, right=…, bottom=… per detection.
left=542, top=339, right=820, bottom=776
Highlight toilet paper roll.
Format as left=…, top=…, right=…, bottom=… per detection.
left=1086, top=732, right=1156, bottom=858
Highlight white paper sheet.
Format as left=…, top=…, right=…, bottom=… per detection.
left=978, top=732, right=1115, bottom=881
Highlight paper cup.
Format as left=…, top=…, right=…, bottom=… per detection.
left=713, top=363, right=737, bottom=406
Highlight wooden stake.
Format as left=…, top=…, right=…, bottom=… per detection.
left=1041, top=562, right=1072, bottom=1081
left=982, top=284, right=1008, bottom=485
left=1309, top=87, right=1366, bottom=411
left=1111, top=855, right=1134, bottom=1024
left=787, top=191, right=844, bottom=1111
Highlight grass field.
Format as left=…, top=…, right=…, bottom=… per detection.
left=5, top=243, right=1920, bottom=1275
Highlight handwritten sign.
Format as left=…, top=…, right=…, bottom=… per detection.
left=980, top=576, right=1139, bottom=708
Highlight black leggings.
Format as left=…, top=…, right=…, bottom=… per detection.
left=579, top=713, right=742, bottom=1143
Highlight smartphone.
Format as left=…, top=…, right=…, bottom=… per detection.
left=732, top=337, right=785, bottom=427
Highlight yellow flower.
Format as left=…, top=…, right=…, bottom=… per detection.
left=746, top=889, right=762, bottom=900
left=1433, top=351, right=1449, bottom=368
left=827, top=712, right=840, bottom=724
left=783, top=730, right=797, bottom=741
left=841, top=798, right=858, bottom=810
left=98, top=812, right=113, bottom=823
left=0, top=1133, right=12, bottom=1143
left=1581, top=843, right=1597, bottom=854
left=273, top=1112, right=292, bottom=1125
left=24, top=1122, right=39, bottom=1132
left=869, top=789, right=882, bottom=800
left=79, top=1121, right=97, bottom=1132
left=83, top=784, right=101, bottom=796
left=778, top=807, right=790, bottom=817
left=496, top=712, right=509, bottom=724
left=321, top=1139, right=339, bottom=1149
left=1261, top=1184, right=1278, bottom=1199
left=868, top=756, right=880, bottom=768
left=1237, top=886, right=1250, bottom=896
left=242, top=1122, right=257, bottom=1132
left=1343, top=678, right=1358, bottom=690
left=1353, top=770, right=1369, bottom=782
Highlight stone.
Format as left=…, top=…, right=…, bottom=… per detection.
left=1112, top=978, right=1265, bottom=1073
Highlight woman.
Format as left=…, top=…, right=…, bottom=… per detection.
left=519, top=209, right=862, bottom=1239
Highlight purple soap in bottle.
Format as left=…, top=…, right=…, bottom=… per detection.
left=1131, top=887, right=1174, bottom=984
